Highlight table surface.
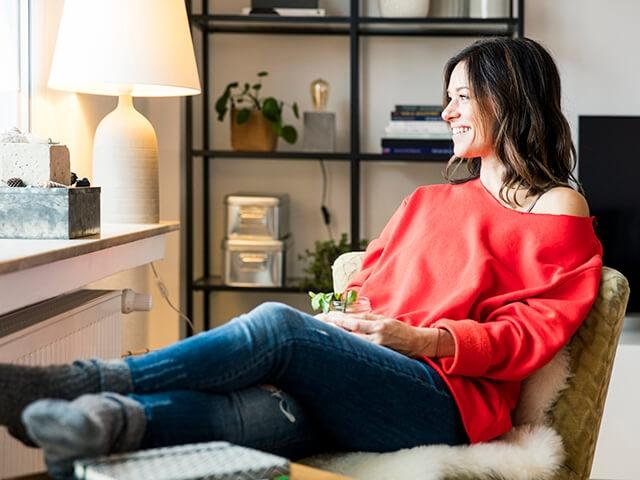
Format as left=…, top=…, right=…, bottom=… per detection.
left=7, top=463, right=352, bottom=480
left=0, top=222, right=179, bottom=275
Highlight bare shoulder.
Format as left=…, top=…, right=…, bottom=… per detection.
left=533, top=187, right=590, bottom=217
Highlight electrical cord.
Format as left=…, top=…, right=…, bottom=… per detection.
left=150, top=261, right=196, bottom=332
left=319, top=159, right=334, bottom=241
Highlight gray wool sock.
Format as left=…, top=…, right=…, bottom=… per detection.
left=22, top=393, right=146, bottom=480
left=0, top=359, right=132, bottom=446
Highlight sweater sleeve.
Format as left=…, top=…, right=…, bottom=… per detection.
left=345, top=196, right=409, bottom=292
left=433, top=264, right=602, bottom=381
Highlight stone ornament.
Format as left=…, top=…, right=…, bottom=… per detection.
left=6, top=177, right=26, bottom=187
left=0, top=127, right=71, bottom=187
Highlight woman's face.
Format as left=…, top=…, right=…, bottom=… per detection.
left=442, top=61, right=494, bottom=159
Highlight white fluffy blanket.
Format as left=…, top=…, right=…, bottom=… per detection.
left=303, top=349, right=571, bottom=480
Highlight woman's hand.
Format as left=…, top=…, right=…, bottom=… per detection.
left=324, top=312, right=439, bottom=357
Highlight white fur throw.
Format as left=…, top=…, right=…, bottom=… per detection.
left=303, top=348, right=572, bottom=480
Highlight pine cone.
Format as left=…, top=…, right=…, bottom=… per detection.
left=6, top=177, right=25, bottom=187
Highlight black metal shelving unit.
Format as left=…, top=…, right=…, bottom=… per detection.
left=185, top=1, right=525, bottom=334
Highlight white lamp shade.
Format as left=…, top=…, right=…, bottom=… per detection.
left=48, top=0, right=200, bottom=97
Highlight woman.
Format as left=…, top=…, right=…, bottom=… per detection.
left=0, top=37, right=602, bottom=478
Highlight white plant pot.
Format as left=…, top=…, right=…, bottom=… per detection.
left=379, top=0, right=431, bottom=17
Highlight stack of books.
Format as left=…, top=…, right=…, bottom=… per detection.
left=243, top=0, right=326, bottom=16
left=382, top=105, right=453, bottom=156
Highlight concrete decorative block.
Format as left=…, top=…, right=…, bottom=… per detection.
left=0, top=144, right=71, bottom=186
left=0, top=187, right=100, bottom=239
left=303, top=112, right=336, bottom=152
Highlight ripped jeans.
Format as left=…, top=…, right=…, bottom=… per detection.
left=124, top=302, right=468, bottom=459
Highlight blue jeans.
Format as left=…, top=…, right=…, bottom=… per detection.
left=124, top=302, right=468, bottom=459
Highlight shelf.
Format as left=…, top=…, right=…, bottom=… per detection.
left=191, top=15, right=350, bottom=35
left=0, top=222, right=179, bottom=317
left=192, top=150, right=350, bottom=161
left=190, top=14, right=517, bottom=37
left=360, top=153, right=450, bottom=162
left=185, top=2, right=524, bottom=331
left=193, top=276, right=306, bottom=293
left=192, top=150, right=450, bottom=162
left=359, top=16, right=516, bottom=37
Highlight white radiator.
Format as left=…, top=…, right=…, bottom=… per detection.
left=0, top=289, right=124, bottom=479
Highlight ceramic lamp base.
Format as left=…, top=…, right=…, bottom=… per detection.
left=93, top=94, right=159, bottom=224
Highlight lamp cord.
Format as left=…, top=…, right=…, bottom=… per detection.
left=150, top=262, right=196, bottom=332
left=319, top=159, right=334, bottom=241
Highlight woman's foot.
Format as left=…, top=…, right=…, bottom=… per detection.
left=0, top=360, right=132, bottom=445
left=22, top=393, right=146, bottom=479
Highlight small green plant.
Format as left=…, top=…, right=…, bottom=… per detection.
left=215, top=71, right=300, bottom=144
left=309, top=289, right=358, bottom=314
left=298, top=233, right=368, bottom=292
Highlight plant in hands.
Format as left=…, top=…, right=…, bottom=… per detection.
left=309, top=289, right=358, bottom=314
left=215, top=71, right=300, bottom=144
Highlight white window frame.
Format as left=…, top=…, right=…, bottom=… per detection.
left=0, top=0, right=30, bottom=132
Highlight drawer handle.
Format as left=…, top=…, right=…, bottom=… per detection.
left=239, top=206, right=267, bottom=221
left=239, top=253, right=269, bottom=265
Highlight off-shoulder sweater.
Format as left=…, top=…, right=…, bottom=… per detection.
left=346, top=178, right=603, bottom=443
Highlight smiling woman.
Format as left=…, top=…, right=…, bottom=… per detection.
left=441, top=38, right=581, bottom=213
left=0, top=0, right=29, bottom=133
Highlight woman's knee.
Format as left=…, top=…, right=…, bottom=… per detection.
left=247, top=302, right=309, bottom=338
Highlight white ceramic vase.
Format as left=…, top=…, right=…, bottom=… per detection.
left=469, top=0, right=509, bottom=18
left=378, top=0, right=430, bottom=17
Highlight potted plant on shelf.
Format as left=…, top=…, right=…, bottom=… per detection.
left=215, top=71, right=300, bottom=152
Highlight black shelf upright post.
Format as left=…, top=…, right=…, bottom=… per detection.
left=349, top=0, right=360, bottom=251
left=517, top=0, right=524, bottom=37
left=202, top=0, right=211, bottom=331
left=185, top=0, right=194, bottom=337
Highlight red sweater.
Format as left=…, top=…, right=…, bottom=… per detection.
left=346, top=178, right=603, bottom=443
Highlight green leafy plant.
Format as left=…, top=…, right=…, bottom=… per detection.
left=309, top=289, right=358, bottom=314
left=214, top=71, right=300, bottom=144
left=298, top=233, right=368, bottom=292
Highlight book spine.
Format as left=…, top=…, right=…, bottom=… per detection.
left=381, top=138, right=453, bottom=147
left=242, top=7, right=326, bottom=16
left=391, top=112, right=443, bottom=121
left=384, top=124, right=450, bottom=134
left=382, top=146, right=453, bottom=155
left=386, top=120, right=448, bottom=127
left=252, top=0, right=319, bottom=8
left=383, top=133, right=452, bottom=140
left=394, top=104, right=443, bottom=113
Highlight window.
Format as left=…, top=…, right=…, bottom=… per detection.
left=0, top=0, right=29, bottom=132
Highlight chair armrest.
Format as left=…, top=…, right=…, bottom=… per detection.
left=332, top=252, right=365, bottom=293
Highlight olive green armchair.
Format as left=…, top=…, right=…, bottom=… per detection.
left=303, top=253, right=629, bottom=480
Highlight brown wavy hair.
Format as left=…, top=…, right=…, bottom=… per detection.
left=442, top=37, right=581, bottom=207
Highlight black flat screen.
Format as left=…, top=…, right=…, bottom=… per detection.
left=579, top=115, right=640, bottom=313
